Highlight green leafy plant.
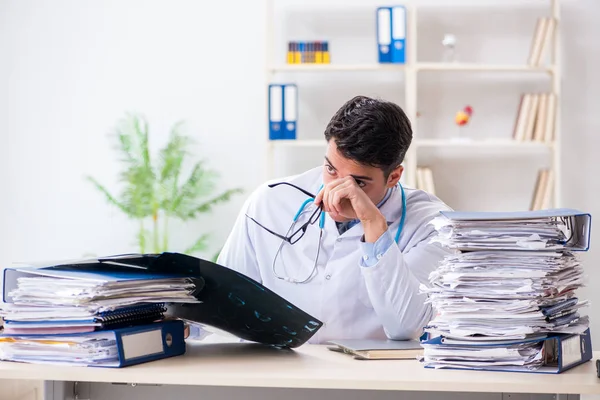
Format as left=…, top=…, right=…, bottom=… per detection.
left=87, top=113, right=242, bottom=256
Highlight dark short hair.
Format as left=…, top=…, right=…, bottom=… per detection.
left=324, top=95, right=412, bottom=177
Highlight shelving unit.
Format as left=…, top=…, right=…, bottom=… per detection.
left=265, top=0, right=561, bottom=210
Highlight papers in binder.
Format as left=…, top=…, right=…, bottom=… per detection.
left=420, top=208, right=592, bottom=373
left=421, top=249, right=590, bottom=340
left=0, top=264, right=201, bottom=336
left=0, top=320, right=186, bottom=367
left=421, top=329, right=592, bottom=373
left=3, top=267, right=201, bottom=310
left=429, top=208, right=591, bottom=251
left=2, top=252, right=324, bottom=349
left=1, top=303, right=168, bottom=334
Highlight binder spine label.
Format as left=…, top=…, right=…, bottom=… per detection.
left=377, top=8, right=392, bottom=63
left=121, top=327, right=165, bottom=360
left=561, top=334, right=583, bottom=368
left=283, top=84, right=297, bottom=140
left=269, top=85, right=283, bottom=140
left=391, top=6, right=406, bottom=63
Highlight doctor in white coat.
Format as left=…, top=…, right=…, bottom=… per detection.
left=217, top=95, right=453, bottom=343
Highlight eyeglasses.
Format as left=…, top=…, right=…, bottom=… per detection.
left=245, top=182, right=323, bottom=245
left=246, top=181, right=325, bottom=284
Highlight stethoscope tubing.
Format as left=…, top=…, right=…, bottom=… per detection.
left=273, top=182, right=407, bottom=284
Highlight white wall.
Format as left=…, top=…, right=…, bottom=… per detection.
left=1, top=0, right=600, bottom=398
left=1, top=0, right=268, bottom=267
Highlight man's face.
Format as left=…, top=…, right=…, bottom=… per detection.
left=322, top=141, right=402, bottom=222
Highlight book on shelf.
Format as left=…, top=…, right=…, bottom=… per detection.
left=286, top=41, right=330, bottom=64
left=530, top=168, right=554, bottom=211
left=416, top=166, right=436, bottom=196
left=528, top=17, right=556, bottom=66
left=513, top=92, right=556, bottom=143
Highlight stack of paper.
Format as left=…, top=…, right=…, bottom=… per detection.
left=420, top=209, right=592, bottom=372
left=0, top=262, right=201, bottom=365
left=429, top=213, right=571, bottom=251
left=0, top=330, right=123, bottom=366
left=0, top=268, right=200, bottom=334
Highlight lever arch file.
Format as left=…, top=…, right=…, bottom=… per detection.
left=377, top=6, right=406, bottom=64
left=268, top=83, right=297, bottom=140
left=433, top=208, right=592, bottom=251
left=421, top=329, right=593, bottom=374
left=0, top=320, right=186, bottom=367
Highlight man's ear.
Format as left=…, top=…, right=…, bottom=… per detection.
left=386, top=165, right=403, bottom=188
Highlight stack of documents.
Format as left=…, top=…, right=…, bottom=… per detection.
left=0, top=259, right=200, bottom=366
left=1, top=267, right=200, bottom=333
left=420, top=209, right=593, bottom=373
left=429, top=210, right=583, bottom=251
left=0, top=251, right=325, bottom=365
left=0, top=319, right=186, bottom=367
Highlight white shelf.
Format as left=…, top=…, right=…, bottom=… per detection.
left=416, top=63, right=555, bottom=73
left=416, top=139, right=554, bottom=149
left=268, top=63, right=554, bottom=74
left=269, top=139, right=325, bottom=147
left=266, top=1, right=562, bottom=208
left=268, top=139, right=554, bottom=150
left=268, top=64, right=405, bottom=72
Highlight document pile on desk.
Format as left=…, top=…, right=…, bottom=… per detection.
left=420, top=209, right=593, bottom=373
left=0, top=259, right=200, bottom=366
left=0, top=252, right=324, bottom=366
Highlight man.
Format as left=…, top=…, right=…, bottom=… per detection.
left=217, top=95, right=453, bottom=343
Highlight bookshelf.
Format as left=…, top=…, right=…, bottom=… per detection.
left=265, top=0, right=561, bottom=210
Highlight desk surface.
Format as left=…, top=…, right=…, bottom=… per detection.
left=0, top=343, right=598, bottom=394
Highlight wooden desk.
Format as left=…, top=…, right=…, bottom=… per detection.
left=0, top=343, right=598, bottom=397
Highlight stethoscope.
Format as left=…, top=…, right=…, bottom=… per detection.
left=272, top=182, right=407, bottom=284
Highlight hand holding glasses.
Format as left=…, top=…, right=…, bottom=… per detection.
left=245, top=182, right=324, bottom=245
left=245, top=181, right=325, bottom=284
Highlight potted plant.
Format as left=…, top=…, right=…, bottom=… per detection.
left=87, top=113, right=242, bottom=259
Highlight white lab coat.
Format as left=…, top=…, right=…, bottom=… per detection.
left=217, top=166, right=454, bottom=344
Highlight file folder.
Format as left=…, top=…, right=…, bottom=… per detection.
left=2, top=303, right=168, bottom=334
left=421, top=329, right=593, bottom=374
left=110, top=320, right=186, bottom=367
left=437, top=208, right=592, bottom=251
left=268, top=83, right=297, bottom=140
left=377, top=6, right=406, bottom=64
left=268, top=84, right=283, bottom=140
left=2, top=264, right=202, bottom=304
left=0, top=320, right=186, bottom=368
